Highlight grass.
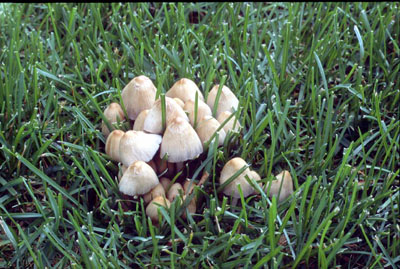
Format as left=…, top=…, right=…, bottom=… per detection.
left=0, top=2, right=399, bottom=268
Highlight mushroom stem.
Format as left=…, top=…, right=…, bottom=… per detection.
left=231, top=197, right=239, bottom=207
left=176, top=161, right=184, bottom=172
left=198, top=171, right=210, bottom=188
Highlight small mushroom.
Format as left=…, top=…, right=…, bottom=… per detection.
left=206, top=84, right=239, bottom=118
left=143, top=183, right=166, bottom=204
left=166, top=78, right=205, bottom=103
left=183, top=99, right=212, bottom=127
left=160, top=177, right=172, bottom=191
left=160, top=116, right=203, bottom=163
left=105, top=129, right=125, bottom=162
left=146, top=196, right=171, bottom=223
left=179, top=195, right=197, bottom=219
left=167, top=183, right=184, bottom=202
left=217, top=111, right=241, bottom=134
left=119, top=130, right=162, bottom=167
left=196, top=116, right=226, bottom=147
left=143, top=97, right=189, bottom=134
left=219, top=157, right=254, bottom=205
left=133, top=109, right=149, bottom=131
left=173, top=98, right=185, bottom=108
left=121, top=75, right=157, bottom=120
left=119, top=161, right=159, bottom=197
left=101, top=103, right=125, bottom=138
left=265, top=170, right=294, bottom=202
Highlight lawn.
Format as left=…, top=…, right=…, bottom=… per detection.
left=0, top=3, right=399, bottom=268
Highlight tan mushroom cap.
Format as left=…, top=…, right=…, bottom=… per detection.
left=133, top=109, right=149, bottom=131
left=180, top=195, right=197, bottom=219
left=167, top=183, right=184, bottom=202
left=101, top=103, right=125, bottom=137
left=206, top=84, right=239, bottom=118
left=196, top=116, right=226, bottom=146
left=266, top=170, right=294, bottom=202
left=143, top=183, right=166, bottom=204
left=160, top=117, right=203, bottom=163
left=119, top=130, right=162, bottom=167
left=105, top=129, right=125, bottom=162
left=166, top=78, right=205, bottom=103
left=121, top=75, right=157, bottom=120
left=217, top=111, right=241, bottom=134
left=183, top=99, right=212, bottom=127
left=119, top=161, right=159, bottom=196
left=146, top=196, right=171, bottom=223
left=143, top=97, right=189, bottom=134
left=160, top=177, right=172, bottom=191
left=219, top=157, right=254, bottom=199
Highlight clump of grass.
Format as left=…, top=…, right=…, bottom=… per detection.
left=0, top=3, right=399, bottom=268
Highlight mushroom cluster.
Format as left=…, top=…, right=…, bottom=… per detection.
left=101, top=75, right=242, bottom=223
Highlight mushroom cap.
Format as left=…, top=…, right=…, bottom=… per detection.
left=121, top=75, right=157, bottom=120
left=267, top=170, right=293, bottom=202
left=119, top=161, right=159, bottom=196
left=105, top=129, right=125, bottom=162
left=101, top=102, right=125, bottom=137
left=160, top=117, right=203, bottom=163
left=195, top=116, right=226, bottom=146
left=160, top=177, right=172, bottom=191
left=143, top=97, right=189, bottom=134
left=180, top=195, right=197, bottom=218
left=217, top=111, right=241, bottom=134
left=143, top=183, right=166, bottom=204
left=119, top=130, right=162, bottom=167
left=183, top=99, right=212, bottom=127
left=166, top=78, right=205, bottom=103
left=219, top=157, right=254, bottom=199
left=167, top=182, right=184, bottom=202
left=146, top=196, right=171, bottom=223
left=183, top=179, right=196, bottom=195
left=133, top=109, right=149, bottom=131
left=173, top=98, right=185, bottom=108
left=206, top=84, right=239, bottom=118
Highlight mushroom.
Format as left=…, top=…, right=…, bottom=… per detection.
left=154, top=152, right=176, bottom=177
left=105, top=129, right=125, bottom=162
left=265, top=170, right=294, bottom=202
left=119, top=130, right=162, bottom=167
left=133, top=109, right=149, bottom=131
left=160, top=177, right=172, bottom=191
left=143, top=183, right=166, bottom=204
left=167, top=183, right=184, bottom=202
left=195, top=116, right=226, bottom=147
left=183, top=99, right=212, bottom=127
left=219, top=157, right=254, bottom=205
left=146, top=196, right=171, bottom=223
left=143, top=97, right=189, bottom=134
left=121, top=75, right=157, bottom=120
left=119, top=161, right=159, bottom=197
left=166, top=78, right=205, bottom=103
left=101, top=102, right=125, bottom=138
left=160, top=116, right=203, bottom=163
left=217, top=111, right=241, bottom=134
left=173, top=98, right=185, bottom=108
left=179, top=195, right=197, bottom=219
left=206, top=84, right=239, bottom=118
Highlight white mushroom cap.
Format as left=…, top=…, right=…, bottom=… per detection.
left=183, top=99, right=212, bottom=127
left=121, top=75, right=157, bottom=120
left=143, top=97, right=189, bottom=134
left=133, top=109, right=149, bottom=131
left=119, top=130, right=162, bottom=167
left=143, top=183, right=166, bottom=204
left=195, top=116, right=226, bottom=146
left=219, top=157, right=254, bottom=199
left=105, top=129, right=125, bottom=162
left=166, top=78, right=204, bottom=103
left=146, top=196, right=171, bottom=223
left=206, top=84, right=239, bottom=118
left=119, top=161, right=159, bottom=196
left=101, top=103, right=125, bottom=137
left=266, top=170, right=294, bottom=202
left=160, top=117, right=203, bottom=163
left=173, top=98, right=185, bottom=108
left=217, top=111, right=241, bottom=134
